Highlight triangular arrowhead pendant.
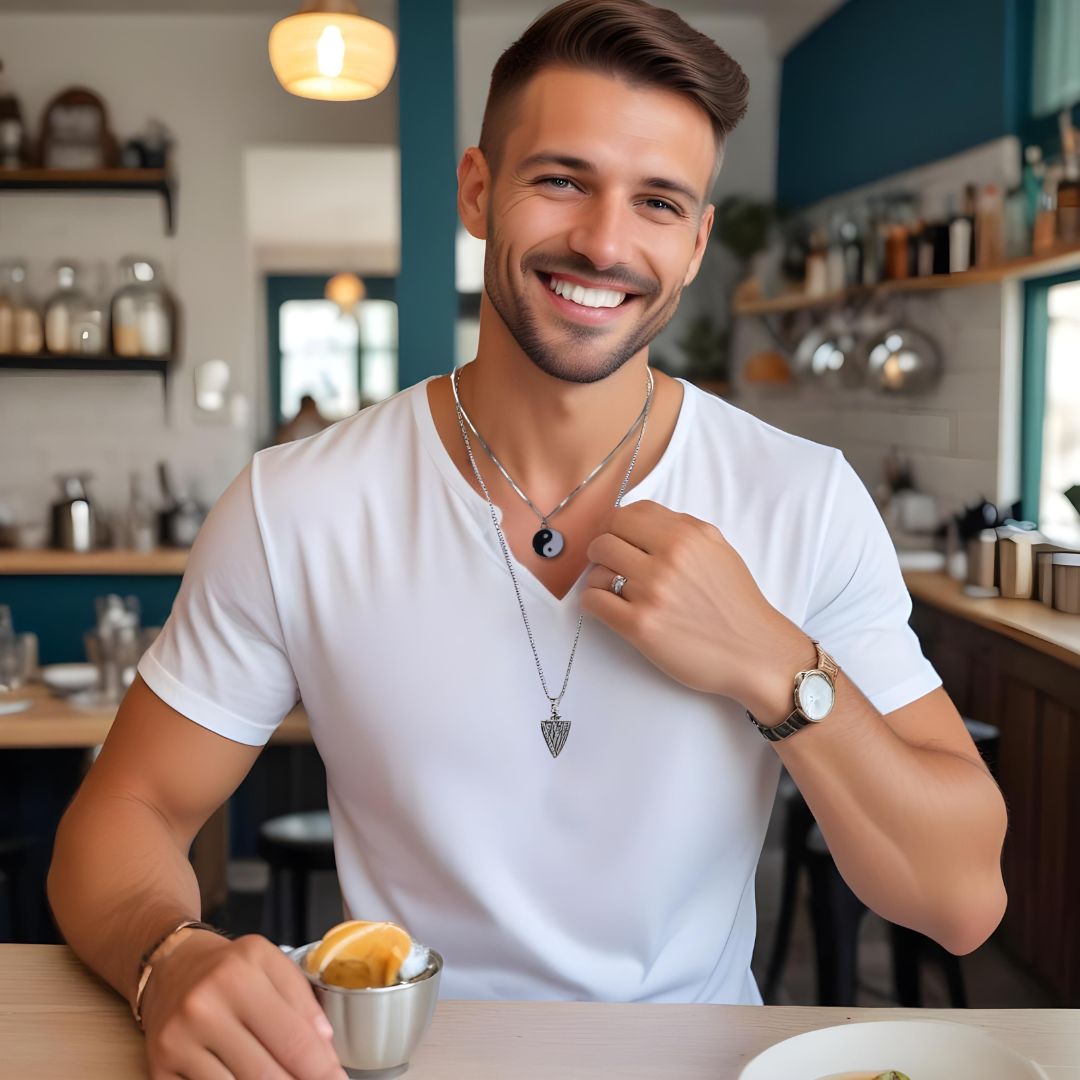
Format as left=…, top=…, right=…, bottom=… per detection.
left=541, top=711, right=571, bottom=758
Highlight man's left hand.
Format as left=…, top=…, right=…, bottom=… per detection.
left=582, top=500, right=811, bottom=711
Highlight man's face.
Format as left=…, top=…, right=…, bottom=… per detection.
left=475, top=67, right=718, bottom=384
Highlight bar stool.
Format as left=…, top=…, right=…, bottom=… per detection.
left=0, top=835, right=36, bottom=942
left=258, top=811, right=336, bottom=947
left=763, top=718, right=1000, bottom=1006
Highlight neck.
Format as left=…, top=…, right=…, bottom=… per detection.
left=456, top=351, right=653, bottom=502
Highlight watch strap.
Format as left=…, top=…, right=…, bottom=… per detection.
left=745, top=640, right=840, bottom=743
left=747, top=706, right=815, bottom=742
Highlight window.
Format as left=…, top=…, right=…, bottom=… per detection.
left=267, top=275, right=396, bottom=431
left=1023, top=273, right=1080, bottom=545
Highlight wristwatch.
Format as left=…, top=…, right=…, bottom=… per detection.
left=746, top=640, right=839, bottom=742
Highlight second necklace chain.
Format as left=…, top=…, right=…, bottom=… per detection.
left=452, top=365, right=655, bottom=558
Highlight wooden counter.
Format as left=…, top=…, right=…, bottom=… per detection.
left=0, top=684, right=311, bottom=914
left=906, top=573, right=1080, bottom=1006
left=0, top=547, right=189, bottom=576
left=4, top=945, right=1079, bottom=1079
left=0, top=682, right=310, bottom=749
left=904, top=570, right=1080, bottom=668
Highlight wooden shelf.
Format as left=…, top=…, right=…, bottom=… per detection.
left=0, top=166, right=176, bottom=233
left=733, top=244, right=1080, bottom=316
left=0, top=547, right=189, bottom=576
left=0, top=353, right=169, bottom=373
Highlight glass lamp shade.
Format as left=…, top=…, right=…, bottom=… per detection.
left=325, top=271, right=366, bottom=313
left=269, top=5, right=396, bottom=102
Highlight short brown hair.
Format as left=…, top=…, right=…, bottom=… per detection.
left=478, top=0, right=749, bottom=188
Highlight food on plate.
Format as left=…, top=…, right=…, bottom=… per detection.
left=304, top=919, right=430, bottom=989
left=818, top=1072, right=912, bottom=1080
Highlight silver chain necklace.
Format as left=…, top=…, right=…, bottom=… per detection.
left=452, top=366, right=654, bottom=559
left=453, top=365, right=652, bottom=758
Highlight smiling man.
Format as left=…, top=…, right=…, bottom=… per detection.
left=48, top=2, right=1007, bottom=1078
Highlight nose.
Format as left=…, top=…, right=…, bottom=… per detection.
left=566, top=191, right=634, bottom=272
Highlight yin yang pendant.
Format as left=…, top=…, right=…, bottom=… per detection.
left=532, top=525, right=565, bottom=559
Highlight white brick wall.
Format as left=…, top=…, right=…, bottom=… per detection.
left=730, top=139, right=1023, bottom=519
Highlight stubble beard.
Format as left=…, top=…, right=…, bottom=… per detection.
left=482, top=231, right=685, bottom=386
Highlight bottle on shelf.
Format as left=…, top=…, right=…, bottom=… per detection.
left=125, top=471, right=157, bottom=553
left=840, top=210, right=863, bottom=287
left=44, top=263, right=89, bottom=355
left=1033, top=163, right=1060, bottom=255
left=1022, top=145, right=1045, bottom=229
left=1056, top=108, right=1080, bottom=245
left=975, top=184, right=1005, bottom=267
left=111, top=257, right=173, bottom=358
left=825, top=213, right=847, bottom=294
left=804, top=227, right=828, bottom=296
left=1004, top=184, right=1030, bottom=260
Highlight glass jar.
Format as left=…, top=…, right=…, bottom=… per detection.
left=9, top=263, right=43, bottom=355
left=70, top=261, right=108, bottom=355
left=111, top=257, right=173, bottom=358
left=0, top=261, right=15, bottom=353
left=44, top=262, right=89, bottom=354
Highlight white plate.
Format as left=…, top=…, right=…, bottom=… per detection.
left=738, top=1020, right=1048, bottom=1080
left=0, top=699, right=32, bottom=716
left=41, top=663, right=99, bottom=695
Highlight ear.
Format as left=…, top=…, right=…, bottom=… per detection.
left=458, top=147, right=492, bottom=241
left=683, top=202, right=715, bottom=287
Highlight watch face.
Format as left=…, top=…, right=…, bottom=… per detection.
left=797, top=672, right=834, bottom=721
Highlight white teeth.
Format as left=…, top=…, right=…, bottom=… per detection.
left=547, top=276, right=626, bottom=309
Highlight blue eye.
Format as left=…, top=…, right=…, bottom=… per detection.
left=541, top=176, right=577, bottom=190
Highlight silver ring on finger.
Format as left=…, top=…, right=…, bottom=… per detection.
left=610, top=574, right=628, bottom=598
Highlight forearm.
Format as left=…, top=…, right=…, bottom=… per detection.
left=779, top=679, right=1006, bottom=951
left=47, top=785, right=202, bottom=1008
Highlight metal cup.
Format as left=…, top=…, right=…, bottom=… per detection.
left=291, top=943, right=442, bottom=1077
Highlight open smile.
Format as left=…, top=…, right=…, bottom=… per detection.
left=535, top=271, right=642, bottom=325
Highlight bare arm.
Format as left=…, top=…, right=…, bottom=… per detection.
left=48, top=675, right=345, bottom=1080
left=748, top=657, right=1008, bottom=956
left=48, top=674, right=259, bottom=1002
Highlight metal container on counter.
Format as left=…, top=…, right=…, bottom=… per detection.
left=51, top=474, right=97, bottom=552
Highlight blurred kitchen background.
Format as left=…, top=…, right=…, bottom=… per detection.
left=1, top=0, right=1078, bottom=1012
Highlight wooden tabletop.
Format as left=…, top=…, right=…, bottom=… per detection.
left=0, top=547, right=189, bottom=575
left=2, top=946, right=1078, bottom=1079
left=0, top=681, right=310, bottom=749
left=904, top=570, right=1080, bottom=669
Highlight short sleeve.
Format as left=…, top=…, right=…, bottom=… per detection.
left=137, top=459, right=299, bottom=746
left=801, top=453, right=942, bottom=716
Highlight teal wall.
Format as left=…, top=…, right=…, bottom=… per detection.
left=397, top=0, right=458, bottom=387
left=0, top=576, right=180, bottom=664
left=777, top=0, right=1034, bottom=207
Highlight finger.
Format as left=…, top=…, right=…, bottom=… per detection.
left=172, top=1048, right=235, bottom=1080
left=201, top=1017, right=294, bottom=1080
left=232, top=973, right=345, bottom=1080
left=583, top=564, right=635, bottom=602
left=581, top=580, right=639, bottom=634
left=261, top=944, right=336, bottom=1045
left=586, top=531, right=651, bottom=576
left=605, top=500, right=682, bottom=554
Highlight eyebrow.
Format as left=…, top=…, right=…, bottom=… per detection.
left=517, top=152, right=703, bottom=212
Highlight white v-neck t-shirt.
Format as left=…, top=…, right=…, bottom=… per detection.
left=138, top=376, right=941, bottom=1005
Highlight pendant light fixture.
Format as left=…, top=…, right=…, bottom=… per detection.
left=325, top=271, right=366, bottom=314
left=269, top=0, right=396, bottom=102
